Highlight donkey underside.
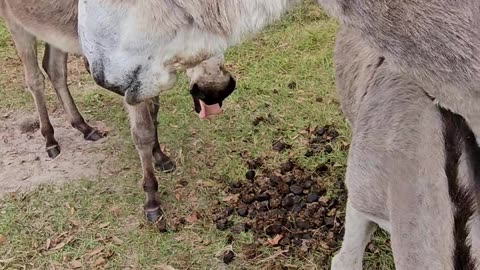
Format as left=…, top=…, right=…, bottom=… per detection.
left=331, top=26, right=480, bottom=270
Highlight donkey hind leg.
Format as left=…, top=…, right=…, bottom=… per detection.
left=6, top=22, right=60, bottom=158
left=42, top=43, right=104, bottom=141
left=148, top=96, right=176, bottom=173
left=125, top=101, right=163, bottom=222
left=331, top=201, right=376, bottom=270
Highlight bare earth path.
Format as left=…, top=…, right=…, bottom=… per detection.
left=0, top=111, right=112, bottom=196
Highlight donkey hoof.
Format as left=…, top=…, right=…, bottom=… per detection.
left=145, top=207, right=164, bottom=223
left=155, top=159, right=176, bottom=173
left=85, top=129, right=104, bottom=141
left=46, top=145, right=61, bottom=159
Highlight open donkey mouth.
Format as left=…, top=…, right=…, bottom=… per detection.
left=192, top=97, right=223, bottom=119
left=190, top=76, right=236, bottom=119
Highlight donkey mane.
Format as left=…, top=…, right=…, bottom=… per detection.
left=441, top=107, right=477, bottom=269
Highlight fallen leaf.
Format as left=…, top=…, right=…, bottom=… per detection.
left=52, top=241, right=66, bottom=251
left=47, top=242, right=67, bottom=250
left=0, top=234, right=6, bottom=245
left=273, top=171, right=283, bottom=177
left=0, top=257, right=15, bottom=264
left=222, top=194, right=240, bottom=204
left=51, top=261, right=62, bottom=267
left=98, top=222, right=110, bottom=228
left=153, top=264, right=177, bottom=270
left=105, top=250, right=114, bottom=259
left=110, top=236, right=124, bottom=245
left=109, top=206, right=120, bottom=217
left=94, top=257, right=106, bottom=266
left=45, top=238, right=51, bottom=250
left=70, top=259, right=82, bottom=269
left=71, top=220, right=81, bottom=227
left=300, top=241, right=310, bottom=252
left=327, top=208, right=337, bottom=216
left=185, top=212, right=199, bottom=224
left=173, top=235, right=186, bottom=242
left=174, top=189, right=183, bottom=201
left=196, top=180, right=215, bottom=187
left=187, top=191, right=198, bottom=203
left=65, top=235, right=74, bottom=244
left=319, top=196, right=330, bottom=205
left=86, top=246, right=105, bottom=259
left=267, top=234, right=283, bottom=246
left=318, top=241, right=330, bottom=250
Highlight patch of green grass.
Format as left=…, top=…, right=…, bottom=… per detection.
left=0, top=2, right=394, bottom=269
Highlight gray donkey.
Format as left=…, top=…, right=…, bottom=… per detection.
left=76, top=0, right=480, bottom=265
left=331, top=26, right=480, bottom=270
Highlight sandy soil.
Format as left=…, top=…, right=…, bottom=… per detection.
left=0, top=111, right=112, bottom=196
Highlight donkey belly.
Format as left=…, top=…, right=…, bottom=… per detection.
left=30, top=27, right=81, bottom=55
left=4, top=0, right=82, bottom=54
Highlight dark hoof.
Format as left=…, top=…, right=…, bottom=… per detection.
left=155, top=159, right=176, bottom=173
left=46, top=145, right=61, bottom=159
left=84, top=129, right=105, bottom=141
left=145, top=207, right=164, bottom=223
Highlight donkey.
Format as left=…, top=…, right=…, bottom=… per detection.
left=0, top=0, right=236, bottom=222
left=331, top=26, right=480, bottom=270
left=0, top=0, right=105, bottom=159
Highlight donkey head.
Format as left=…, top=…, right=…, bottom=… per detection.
left=186, top=55, right=236, bottom=118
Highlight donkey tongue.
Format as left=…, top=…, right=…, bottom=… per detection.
left=198, top=100, right=223, bottom=119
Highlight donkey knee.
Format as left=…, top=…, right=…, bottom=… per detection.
left=131, top=125, right=156, bottom=149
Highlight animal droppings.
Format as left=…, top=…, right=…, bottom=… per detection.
left=211, top=124, right=348, bottom=266
left=223, top=250, right=235, bottom=264
left=245, top=170, right=256, bottom=181
left=290, top=185, right=304, bottom=195
left=272, top=141, right=290, bottom=152
left=306, top=192, right=320, bottom=203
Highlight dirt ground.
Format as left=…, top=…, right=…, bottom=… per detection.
left=0, top=111, right=113, bottom=196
